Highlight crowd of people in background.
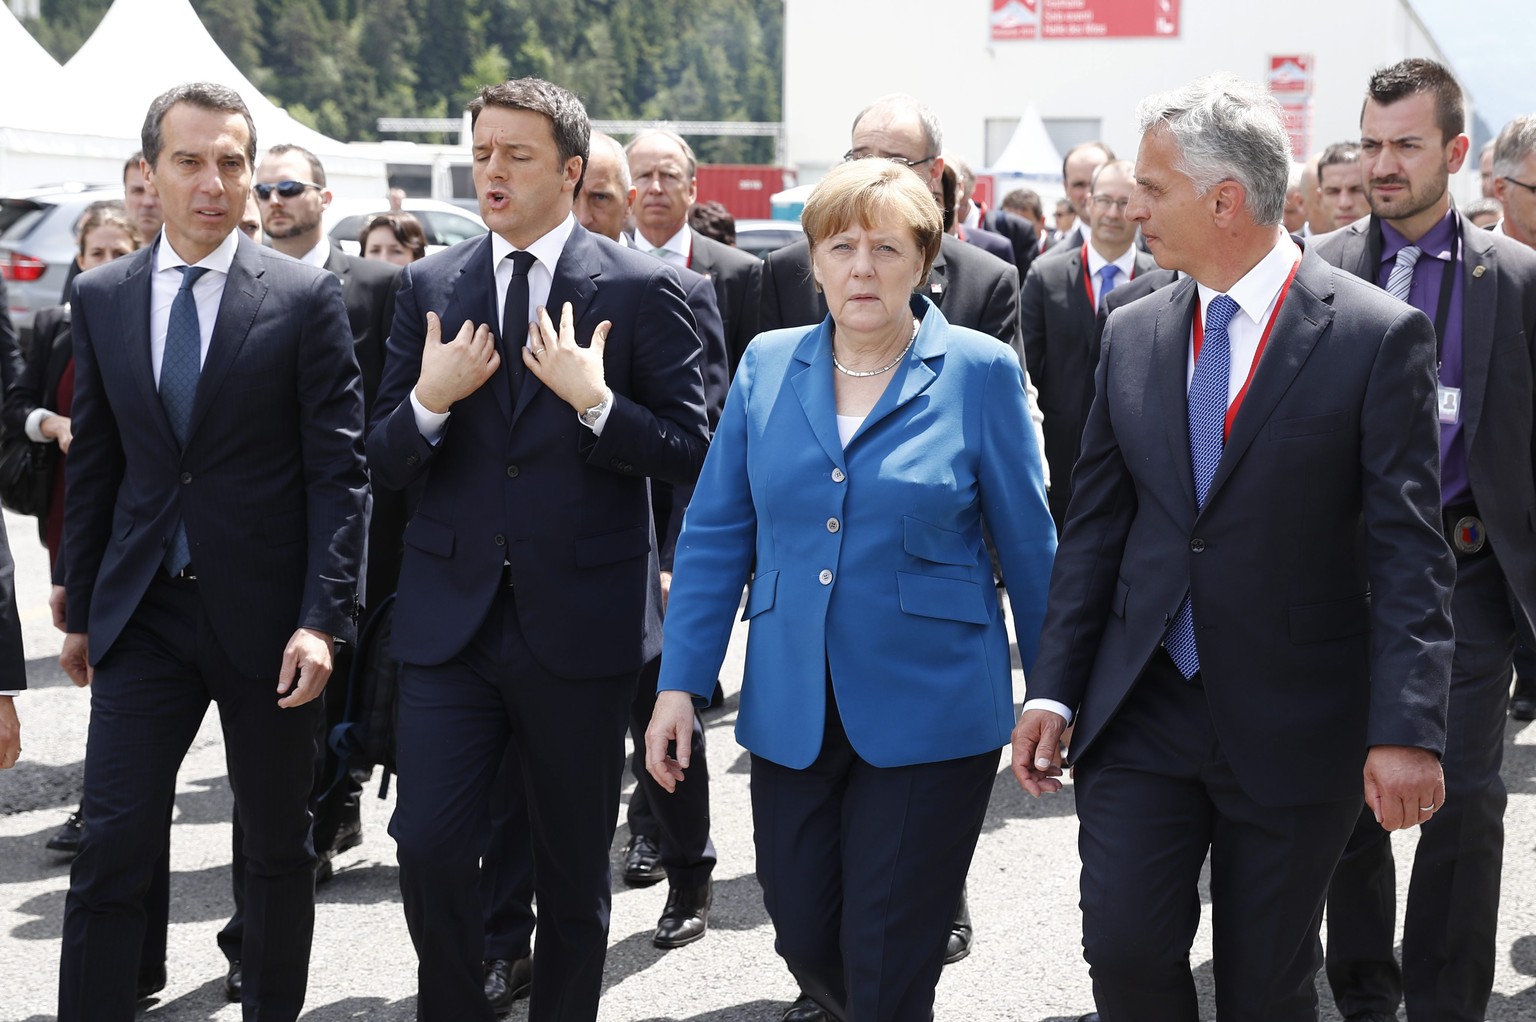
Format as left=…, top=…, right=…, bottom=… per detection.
left=0, top=50, right=1532, bottom=1022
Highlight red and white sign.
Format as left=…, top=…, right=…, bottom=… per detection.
left=1277, top=98, right=1313, bottom=160
left=992, top=0, right=1180, bottom=41
left=1268, top=55, right=1314, bottom=96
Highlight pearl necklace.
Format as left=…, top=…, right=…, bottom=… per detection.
left=832, top=318, right=920, bottom=378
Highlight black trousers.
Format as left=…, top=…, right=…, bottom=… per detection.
left=750, top=687, right=995, bottom=1022
left=58, top=575, right=322, bottom=1022
left=1326, top=550, right=1514, bottom=1022
left=391, top=585, right=634, bottom=1022
left=1075, top=650, right=1360, bottom=1022
left=479, top=653, right=716, bottom=959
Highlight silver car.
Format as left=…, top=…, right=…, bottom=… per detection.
left=1, top=184, right=123, bottom=334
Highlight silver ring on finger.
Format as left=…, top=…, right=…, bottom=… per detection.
left=1419, top=803, right=1436, bottom=812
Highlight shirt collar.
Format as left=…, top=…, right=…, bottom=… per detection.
left=1085, top=240, right=1136, bottom=280
left=154, top=227, right=239, bottom=276
left=1195, top=232, right=1301, bottom=327
left=1380, top=207, right=1457, bottom=263
left=299, top=237, right=331, bottom=268
left=645, top=223, right=691, bottom=261
left=489, top=213, right=577, bottom=277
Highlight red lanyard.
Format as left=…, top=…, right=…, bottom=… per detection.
left=1081, top=241, right=1136, bottom=307
left=1192, top=255, right=1302, bottom=438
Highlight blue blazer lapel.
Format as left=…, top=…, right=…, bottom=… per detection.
left=1458, top=219, right=1497, bottom=458
left=1206, top=251, right=1332, bottom=509
left=190, top=237, right=267, bottom=439
left=113, top=248, right=176, bottom=448
left=441, top=234, right=509, bottom=422
left=851, top=298, right=943, bottom=444
left=789, top=320, right=846, bottom=471
left=1153, top=277, right=1199, bottom=513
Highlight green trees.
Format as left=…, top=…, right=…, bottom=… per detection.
left=23, top=0, right=782, bottom=159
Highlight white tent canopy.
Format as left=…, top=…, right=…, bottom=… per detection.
left=986, top=104, right=1063, bottom=181
left=1, top=0, right=384, bottom=197
left=0, top=4, right=70, bottom=133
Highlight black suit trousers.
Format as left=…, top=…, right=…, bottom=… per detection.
left=1074, top=652, right=1360, bottom=1022
left=1326, top=549, right=1514, bottom=1022
left=750, top=687, right=995, bottom=1022
left=391, top=585, right=635, bottom=1022
left=59, top=575, right=322, bottom=1022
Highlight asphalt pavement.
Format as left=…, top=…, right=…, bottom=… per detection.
left=3, top=506, right=1536, bottom=1021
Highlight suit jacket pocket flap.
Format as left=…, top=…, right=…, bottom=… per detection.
left=1271, top=410, right=1346, bottom=439
left=741, top=569, right=778, bottom=621
left=897, top=572, right=989, bottom=624
left=575, top=524, right=650, bottom=568
left=403, top=514, right=454, bottom=558
left=902, top=516, right=976, bottom=566
left=1288, top=592, right=1371, bottom=644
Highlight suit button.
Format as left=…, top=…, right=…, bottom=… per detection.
left=831, top=468, right=846, bottom=483
left=180, top=472, right=192, bottom=484
left=819, top=569, right=833, bottom=585
left=506, top=465, right=519, bottom=478
left=494, top=534, right=506, bottom=547
left=826, top=517, right=840, bottom=533
left=406, top=453, right=420, bottom=467
left=1190, top=538, right=1205, bottom=552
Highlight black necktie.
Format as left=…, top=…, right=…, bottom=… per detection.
left=502, top=251, right=537, bottom=398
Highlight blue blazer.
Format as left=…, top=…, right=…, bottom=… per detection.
left=659, top=298, right=1056, bottom=769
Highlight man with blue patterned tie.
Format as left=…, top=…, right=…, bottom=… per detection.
left=1010, top=74, right=1454, bottom=1021
left=56, top=83, right=368, bottom=1021
left=1020, top=159, right=1160, bottom=530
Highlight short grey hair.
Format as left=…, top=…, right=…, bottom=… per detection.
left=1492, top=114, right=1536, bottom=181
left=1136, top=73, right=1292, bottom=226
left=591, top=131, right=631, bottom=191
left=852, top=94, right=943, bottom=156
left=625, top=128, right=697, bottom=181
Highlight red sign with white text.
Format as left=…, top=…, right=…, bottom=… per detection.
left=1268, top=55, right=1314, bottom=95
left=992, top=0, right=1180, bottom=41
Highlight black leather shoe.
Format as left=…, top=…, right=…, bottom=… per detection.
left=223, top=960, right=241, bottom=1003
left=622, top=834, right=665, bottom=887
left=944, top=888, right=972, bottom=965
left=1512, top=694, right=1536, bottom=721
left=1075, top=1014, right=1101, bottom=1022
left=783, top=994, right=832, bottom=1022
left=484, top=957, right=533, bottom=1014
left=135, top=961, right=166, bottom=1001
left=45, top=810, right=84, bottom=854
left=653, top=879, right=711, bottom=948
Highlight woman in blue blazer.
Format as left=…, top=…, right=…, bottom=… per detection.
left=647, top=159, right=1056, bottom=1021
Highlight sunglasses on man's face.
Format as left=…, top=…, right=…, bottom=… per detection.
left=253, top=180, right=322, bottom=201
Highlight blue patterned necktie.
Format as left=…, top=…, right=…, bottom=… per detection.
left=1097, top=263, right=1121, bottom=311
left=1164, top=294, right=1240, bottom=679
left=1385, top=245, right=1422, bottom=302
left=161, top=264, right=209, bottom=574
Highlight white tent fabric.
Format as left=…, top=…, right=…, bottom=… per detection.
left=987, top=104, right=1063, bottom=181
left=1, top=0, right=384, bottom=196
left=0, top=4, right=70, bottom=132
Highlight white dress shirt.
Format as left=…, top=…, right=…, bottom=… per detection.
left=641, top=223, right=690, bottom=269
left=410, top=214, right=611, bottom=439
left=297, top=236, right=330, bottom=268
left=152, top=228, right=239, bottom=383
left=1084, top=242, right=1138, bottom=307
left=1023, top=232, right=1300, bottom=727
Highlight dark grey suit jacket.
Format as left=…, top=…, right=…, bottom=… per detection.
left=1311, top=213, right=1536, bottom=622
left=65, top=235, right=369, bottom=674
left=688, top=228, right=761, bottom=377
left=1022, top=245, right=1162, bottom=527
left=1028, top=248, right=1455, bottom=807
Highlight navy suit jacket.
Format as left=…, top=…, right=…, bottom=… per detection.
left=1021, top=245, right=1162, bottom=526
left=960, top=224, right=1015, bottom=264
left=981, top=207, right=1040, bottom=280
left=1311, top=213, right=1536, bottom=624
left=688, top=227, right=761, bottom=377
left=659, top=299, right=1055, bottom=768
left=368, top=225, right=709, bottom=677
left=1028, top=248, right=1455, bottom=806
left=64, top=235, right=369, bottom=675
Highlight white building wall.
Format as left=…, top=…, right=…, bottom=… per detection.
left=784, top=0, right=1470, bottom=195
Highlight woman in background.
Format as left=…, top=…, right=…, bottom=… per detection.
left=360, top=211, right=426, bottom=266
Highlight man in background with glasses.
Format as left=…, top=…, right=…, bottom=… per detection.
left=1021, top=159, right=1165, bottom=532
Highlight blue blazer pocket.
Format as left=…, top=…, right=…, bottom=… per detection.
left=574, top=524, right=650, bottom=568
left=1270, top=410, right=1346, bottom=439
left=403, top=514, right=455, bottom=558
left=741, top=569, right=778, bottom=621
left=896, top=572, right=990, bottom=624
left=1288, top=592, right=1371, bottom=644
left=902, top=516, right=977, bottom=566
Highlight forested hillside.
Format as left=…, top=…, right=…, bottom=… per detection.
left=22, top=0, right=783, bottom=162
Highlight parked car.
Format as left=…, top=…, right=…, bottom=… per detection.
left=325, top=197, right=486, bottom=257
left=733, top=218, right=805, bottom=259
left=1, top=184, right=123, bottom=333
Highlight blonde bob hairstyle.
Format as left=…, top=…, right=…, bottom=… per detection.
left=801, top=159, right=943, bottom=291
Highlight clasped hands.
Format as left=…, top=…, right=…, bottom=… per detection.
left=415, top=304, right=612, bottom=416
left=1009, top=709, right=1444, bottom=832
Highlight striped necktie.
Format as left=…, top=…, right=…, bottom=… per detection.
left=1385, top=245, right=1422, bottom=302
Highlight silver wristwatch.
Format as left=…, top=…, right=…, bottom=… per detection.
left=579, top=390, right=612, bottom=428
